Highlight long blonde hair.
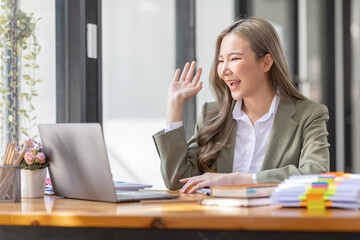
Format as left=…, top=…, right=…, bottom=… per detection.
left=197, top=17, right=306, bottom=172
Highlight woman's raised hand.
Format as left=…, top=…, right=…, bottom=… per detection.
left=166, top=61, right=203, bottom=124
left=169, top=61, right=203, bottom=103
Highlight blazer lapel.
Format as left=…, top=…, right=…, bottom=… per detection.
left=261, top=100, right=298, bottom=170
left=217, top=121, right=236, bottom=173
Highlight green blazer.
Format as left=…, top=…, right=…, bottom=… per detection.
left=153, top=99, right=330, bottom=190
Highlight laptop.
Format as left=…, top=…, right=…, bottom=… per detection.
left=38, top=123, right=178, bottom=203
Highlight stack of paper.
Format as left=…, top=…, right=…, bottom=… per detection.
left=270, top=173, right=360, bottom=209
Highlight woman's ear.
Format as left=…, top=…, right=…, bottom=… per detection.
left=263, top=54, right=274, bottom=72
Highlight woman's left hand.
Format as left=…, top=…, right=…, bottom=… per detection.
left=179, top=172, right=253, bottom=194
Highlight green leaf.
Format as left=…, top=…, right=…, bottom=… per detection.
left=32, top=134, right=39, bottom=139
left=23, top=54, right=35, bottom=60
left=8, top=114, right=13, bottom=122
left=19, top=23, right=25, bottom=30
left=22, top=74, right=31, bottom=80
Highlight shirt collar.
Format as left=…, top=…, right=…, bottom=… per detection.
left=232, top=94, right=280, bottom=123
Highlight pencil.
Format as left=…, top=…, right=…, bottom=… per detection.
left=14, top=143, right=28, bottom=166
left=3, top=142, right=10, bottom=166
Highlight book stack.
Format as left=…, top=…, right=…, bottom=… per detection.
left=200, top=183, right=278, bottom=207
left=270, top=172, right=360, bottom=209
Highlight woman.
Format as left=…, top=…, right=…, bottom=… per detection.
left=153, top=17, right=330, bottom=193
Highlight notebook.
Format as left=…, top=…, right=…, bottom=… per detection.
left=38, top=123, right=178, bottom=203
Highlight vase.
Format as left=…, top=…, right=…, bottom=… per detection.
left=21, top=168, right=47, bottom=198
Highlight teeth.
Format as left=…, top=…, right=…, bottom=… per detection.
left=228, top=80, right=239, bottom=84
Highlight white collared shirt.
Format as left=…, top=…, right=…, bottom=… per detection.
left=165, top=95, right=280, bottom=183
left=232, top=95, right=279, bottom=182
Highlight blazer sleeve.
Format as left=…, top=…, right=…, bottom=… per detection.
left=152, top=103, right=209, bottom=190
left=256, top=103, right=330, bottom=183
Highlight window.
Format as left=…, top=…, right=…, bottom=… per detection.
left=102, top=0, right=175, bottom=188
left=0, top=0, right=55, bottom=146
left=351, top=0, right=360, bottom=172
left=19, top=0, right=56, bottom=134
left=195, top=0, right=234, bottom=117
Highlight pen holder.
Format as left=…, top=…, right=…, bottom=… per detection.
left=0, top=166, right=21, bottom=202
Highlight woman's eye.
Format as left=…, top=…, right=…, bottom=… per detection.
left=231, top=58, right=240, bottom=61
left=218, top=60, right=224, bottom=63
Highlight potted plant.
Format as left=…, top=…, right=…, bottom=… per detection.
left=16, top=138, right=48, bottom=198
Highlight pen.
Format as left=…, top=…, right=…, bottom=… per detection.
left=196, top=188, right=211, bottom=196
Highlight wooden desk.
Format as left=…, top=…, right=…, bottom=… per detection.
left=0, top=193, right=360, bottom=240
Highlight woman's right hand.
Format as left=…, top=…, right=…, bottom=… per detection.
left=166, top=61, right=203, bottom=124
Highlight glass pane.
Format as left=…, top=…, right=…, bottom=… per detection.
left=0, top=0, right=56, bottom=146
left=102, top=0, right=175, bottom=188
left=252, top=0, right=292, bottom=68
left=195, top=0, right=234, bottom=117
left=300, top=0, right=324, bottom=102
left=351, top=0, right=360, bottom=172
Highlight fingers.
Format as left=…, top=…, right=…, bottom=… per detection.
left=179, top=175, right=206, bottom=194
left=179, top=178, right=189, bottom=183
left=180, top=180, right=206, bottom=194
left=178, top=61, right=200, bottom=83
left=172, top=69, right=181, bottom=82
left=185, top=61, right=197, bottom=82
left=179, top=176, right=196, bottom=193
left=180, top=180, right=195, bottom=194
left=191, top=68, right=203, bottom=87
left=179, top=62, right=190, bottom=81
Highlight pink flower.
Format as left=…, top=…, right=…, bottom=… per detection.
left=28, top=148, right=38, bottom=155
left=24, top=138, right=33, bottom=147
left=36, top=152, right=46, bottom=163
left=24, top=152, right=35, bottom=165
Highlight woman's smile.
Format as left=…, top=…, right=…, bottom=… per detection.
left=225, top=79, right=241, bottom=90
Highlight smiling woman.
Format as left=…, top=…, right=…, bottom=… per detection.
left=153, top=17, right=330, bottom=193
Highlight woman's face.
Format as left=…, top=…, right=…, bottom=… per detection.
left=217, top=33, right=270, bottom=101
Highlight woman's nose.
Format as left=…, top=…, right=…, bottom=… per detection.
left=219, top=62, right=231, bottom=76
